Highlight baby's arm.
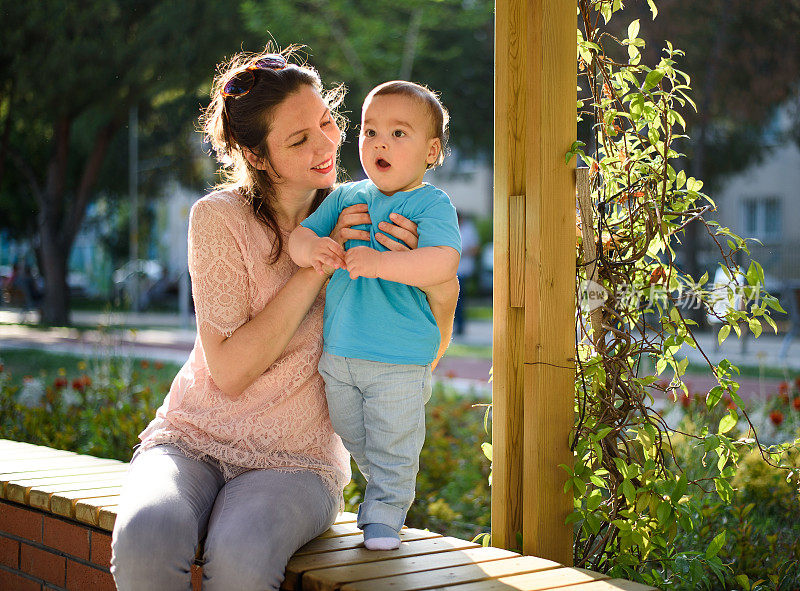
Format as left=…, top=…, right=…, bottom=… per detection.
left=288, top=226, right=346, bottom=275
left=345, top=246, right=459, bottom=287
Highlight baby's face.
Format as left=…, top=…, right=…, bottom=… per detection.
left=359, top=94, right=440, bottom=196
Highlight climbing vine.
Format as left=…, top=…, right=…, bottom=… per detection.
left=562, top=1, right=800, bottom=587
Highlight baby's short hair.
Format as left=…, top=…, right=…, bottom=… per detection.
left=366, top=81, right=449, bottom=169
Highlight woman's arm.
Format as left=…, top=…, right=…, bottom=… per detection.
left=425, top=277, right=460, bottom=369
left=201, top=266, right=327, bottom=399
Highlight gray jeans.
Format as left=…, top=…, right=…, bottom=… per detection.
left=110, top=444, right=338, bottom=591
left=318, top=352, right=432, bottom=532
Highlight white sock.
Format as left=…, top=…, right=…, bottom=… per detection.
left=363, top=523, right=400, bottom=551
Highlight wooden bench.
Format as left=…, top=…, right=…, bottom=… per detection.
left=0, top=440, right=657, bottom=590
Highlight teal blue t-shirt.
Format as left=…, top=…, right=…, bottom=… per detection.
left=301, top=180, right=461, bottom=364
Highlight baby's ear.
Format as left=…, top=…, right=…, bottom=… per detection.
left=426, top=138, right=442, bottom=166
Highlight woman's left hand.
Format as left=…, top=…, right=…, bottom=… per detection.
left=376, top=213, right=419, bottom=251
left=330, top=204, right=371, bottom=246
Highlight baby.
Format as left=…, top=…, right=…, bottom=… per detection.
left=288, top=80, right=461, bottom=550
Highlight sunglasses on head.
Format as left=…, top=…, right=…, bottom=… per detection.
left=221, top=54, right=287, bottom=98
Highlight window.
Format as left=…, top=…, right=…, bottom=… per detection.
left=741, top=197, right=781, bottom=240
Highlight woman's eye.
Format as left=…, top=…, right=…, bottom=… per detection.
left=393, top=130, right=405, bottom=138
left=291, top=136, right=307, bottom=147
left=321, top=118, right=332, bottom=127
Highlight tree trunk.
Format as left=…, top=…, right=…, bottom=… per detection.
left=38, top=233, right=69, bottom=325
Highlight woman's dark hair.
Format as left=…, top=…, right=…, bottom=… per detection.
left=366, top=80, right=449, bottom=169
left=201, top=46, right=346, bottom=262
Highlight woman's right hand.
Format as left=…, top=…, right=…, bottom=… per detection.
left=331, top=205, right=421, bottom=251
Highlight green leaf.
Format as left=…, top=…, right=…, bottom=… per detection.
left=715, top=478, right=734, bottom=503
left=643, top=69, right=664, bottom=91
left=748, top=318, right=762, bottom=338
left=656, top=501, right=671, bottom=525
left=671, top=475, right=687, bottom=504
left=706, top=530, right=726, bottom=559
left=481, top=442, right=492, bottom=462
left=627, top=19, right=640, bottom=40
left=717, top=324, right=730, bottom=345
left=647, top=0, right=658, bottom=18
left=718, top=412, right=737, bottom=434
left=622, top=479, right=636, bottom=504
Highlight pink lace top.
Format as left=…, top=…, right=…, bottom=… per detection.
left=138, top=189, right=351, bottom=500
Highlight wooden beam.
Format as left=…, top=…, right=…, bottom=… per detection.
left=522, top=1, right=576, bottom=563
left=492, top=0, right=527, bottom=551
left=493, top=0, right=576, bottom=564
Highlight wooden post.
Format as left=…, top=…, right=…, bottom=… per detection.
left=493, top=0, right=576, bottom=564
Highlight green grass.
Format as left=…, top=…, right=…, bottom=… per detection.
left=445, top=343, right=492, bottom=359
left=465, top=306, right=492, bottom=321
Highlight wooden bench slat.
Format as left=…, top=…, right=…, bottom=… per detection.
left=0, top=455, right=118, bottom=476
left=99, top=506, right=119, bottom=531
left=317, top=522, right=362, bottom=539
left=35, top=486, right=122, bottom=515
left=334, top=511, right=358, bottom=524
left=0, top=458, right=124, bottom=487
left=295, top=528, right=440, bottom=557
left=340, top=555, right=560, bottom=591
left=303, top=546, right=520, bottom=591
left=284, top=537, right=479, bottom=590
left=567, top=578, right=659, bottom=591
left=5, top=470, right=129, bottom=504
left=428, top=567, right=609, bottom=591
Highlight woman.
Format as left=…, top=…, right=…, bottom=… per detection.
left=110, top=49, right=457, bottom=590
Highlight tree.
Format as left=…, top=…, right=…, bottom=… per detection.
left=621, top=0, right=800, bottom=283
left=0, top=1, right=259, bottom=324
left=241, top=0, right=494, bottom=175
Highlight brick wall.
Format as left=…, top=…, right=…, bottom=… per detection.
left=0, top=499, right=204, bottom=590
left=0, top=500, right=115, bottom=591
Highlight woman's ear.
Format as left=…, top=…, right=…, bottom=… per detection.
left=426, top=138, right=442, bottom=166
left=243, top=148, right=267, bottom=170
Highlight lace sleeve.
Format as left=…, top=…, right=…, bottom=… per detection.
left=188, top=199, right=250, bottom=337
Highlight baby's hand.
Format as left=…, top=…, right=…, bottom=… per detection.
left=310, top=237, right=346, bottom=276
left=345, top=246, right=381, bottom=280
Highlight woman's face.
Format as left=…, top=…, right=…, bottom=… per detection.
left=264, top=84, right=341, bottom=197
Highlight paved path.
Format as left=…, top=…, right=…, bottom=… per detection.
left=2, top=307, right=798, bottom=401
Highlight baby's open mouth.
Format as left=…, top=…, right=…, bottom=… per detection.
left=376, top=158, right=391, bottom=169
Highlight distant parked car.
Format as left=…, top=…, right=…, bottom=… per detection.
left=113, top=260, right=168, bottom=308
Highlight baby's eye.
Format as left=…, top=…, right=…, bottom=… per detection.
left=393, top=130, right=406, bottom=138
left=364, top=129, right=376, bottom=137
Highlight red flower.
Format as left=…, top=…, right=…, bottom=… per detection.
left=154, top=361, right=164, bottom=370
left=793, top=397, right=800, bottom=411
left=0, top=363, right=4, bottom=373
left=770, top=411, right=784, bottom=426
left=795, top=376, right=800, bottom=390
left=71, top=379, right=85, bottom=392
left=53, top=377, right=67, bottom=390
left=81, top=375, right=92, bottom=387
left=680, top=393, right=691, bottom=409
left=723, top=396, right=736, bottom=410
left=779, top=392, right=790, bottom=405
left=779, top=381, right=789, bottom=395
left=140, top=360, right=150, bottom=369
